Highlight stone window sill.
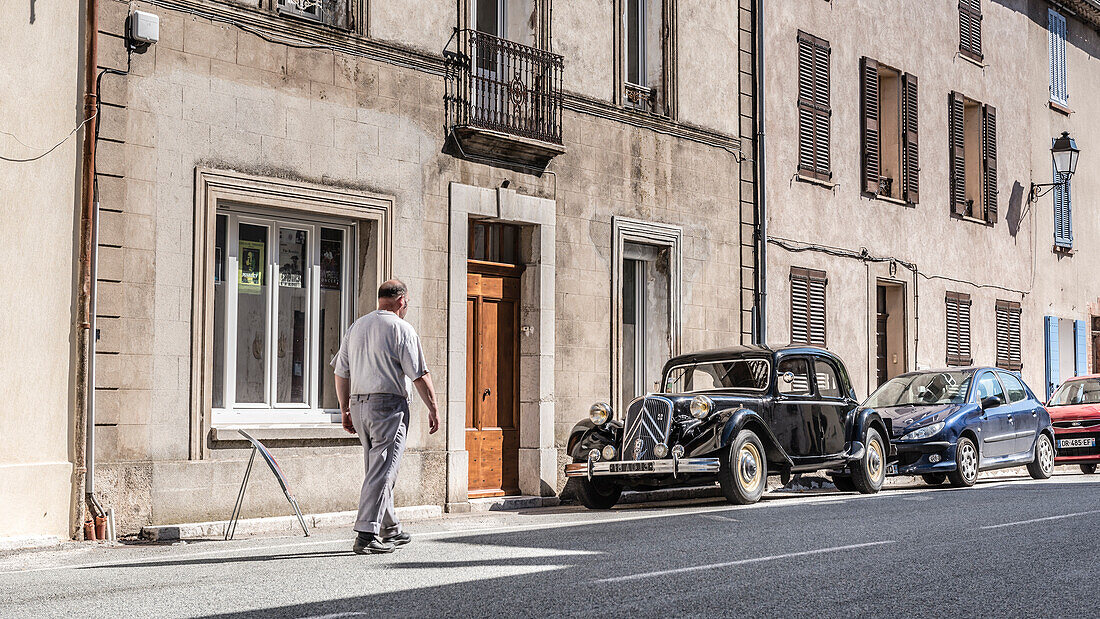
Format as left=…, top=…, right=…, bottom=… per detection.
left=795, top=173, right=837, bottom=189
left=1049, top=100, right=1073, bottom=116
left=873, top=194, right=911, bottom=207
left=958, top=52, right=987, bottom=68
left=211, top=424, right=356, bottom=443
left=1053, top=244, right=1075, bottom=256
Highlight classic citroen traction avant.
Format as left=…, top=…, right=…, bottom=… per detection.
left=564, top=345, right=890, bottom=509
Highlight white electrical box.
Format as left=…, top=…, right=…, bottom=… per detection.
left=129, top=11, right=160, bottom=44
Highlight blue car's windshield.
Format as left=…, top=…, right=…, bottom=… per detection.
left=864, top=372, right=973, bottom=408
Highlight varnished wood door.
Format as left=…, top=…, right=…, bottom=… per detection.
left=467, top=264, right=521, bottom=498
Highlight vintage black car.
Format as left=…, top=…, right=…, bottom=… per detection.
left=564, top=345, right=890, bottom=509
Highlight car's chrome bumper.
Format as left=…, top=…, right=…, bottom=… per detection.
left=564, top=457, right=721, bottom=479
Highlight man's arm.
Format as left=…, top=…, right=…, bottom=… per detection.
left=413, top=373, right=440, bottom=434
left=336, top=374, right=354, bottom=434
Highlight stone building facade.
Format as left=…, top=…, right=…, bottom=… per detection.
left=0, top=2, right=83, bottom=540
left=85, top=0, right=756, bottom=533
left=764, top=0, right=1100, bottom=401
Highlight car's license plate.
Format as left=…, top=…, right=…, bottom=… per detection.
left=886, top=463, right=898, bottom=476
left=610, top=462, right=654, bottom=473
left=1058, top=438, right=1096, bottom=448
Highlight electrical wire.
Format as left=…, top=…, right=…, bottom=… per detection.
left=0, top=112, right=97, bottom=163
left=767, top=235, right=1029, bottom=296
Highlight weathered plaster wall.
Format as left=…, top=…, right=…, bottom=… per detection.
left=0, top=0, right=81, bottom=539
left=91, top=0, right=745, bottom=532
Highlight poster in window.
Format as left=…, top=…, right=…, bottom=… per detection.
left=239, top=240, right=265, bottom=294
left=320, top=237, right=342, bottom=290
left=280, top=255, right=304, bottom=288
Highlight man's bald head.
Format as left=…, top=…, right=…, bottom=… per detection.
left=377, top=279, right=410, bottom=317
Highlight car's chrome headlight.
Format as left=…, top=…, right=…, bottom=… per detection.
left=589, top=402, right=612, bottom=426
left=902, top=421, right=946, bottom=441
left=601, top=445, right=617, bottom=461
left=690, top=395, right=713, bottom=419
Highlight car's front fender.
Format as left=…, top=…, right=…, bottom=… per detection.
left=567, top=419, right=622, bottom=460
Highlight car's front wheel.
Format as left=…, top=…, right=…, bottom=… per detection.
left=1082, top=463, right=1098, bottom=475
left=948, top=436, right=979, bottom=487
left=572, top=471, right=622, bottom=510
left=718, top=429, right=768, bottom=505
left=1027, top=433, right=1055, bottom=480
left=850, top=427, right=886, bottom=494
left=921, top=473, right=947, bottom=486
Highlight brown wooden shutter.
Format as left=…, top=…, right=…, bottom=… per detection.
left=946, top=292, right=972, bottom=366
left=791, top=268, right=827, bottom=346
left=960, top=0, right=983, bottom=61
left=797, top=32, right=831, bottom=181
left=902, top=73, right=919, bottom=204
left=861, top=57, right=881, bottom=194
left=983, top=104, right=998, bottom=224
left=948, top=92, right=967, bottom=216
left=996, top=300, right=1022, bottom=370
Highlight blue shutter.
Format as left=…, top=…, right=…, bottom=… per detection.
left=1049, top=9, right=1068, bottom=105
left=1045, top=316, right=1059, bottom=399
left=1053, top=159, right=1073, bottom=248
left=1075, top=319, right=1087, bottom=376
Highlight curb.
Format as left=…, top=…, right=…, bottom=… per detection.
left=140, top=504, right=444, bottom=541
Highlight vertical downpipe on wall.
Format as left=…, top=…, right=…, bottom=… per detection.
left=753, top=0, right=768, bottom=345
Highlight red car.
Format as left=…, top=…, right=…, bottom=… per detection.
left=1047, top=374, right=1100, bottom=474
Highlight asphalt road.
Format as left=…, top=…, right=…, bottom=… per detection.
left=3, top=474, right=1099, bottom=618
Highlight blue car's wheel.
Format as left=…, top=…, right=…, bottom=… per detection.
left=1027, top=434, right=1054, bottom=480
left=1082, top=464, right=1098, bottom=475
left=948, top=436, right=979, bottom=487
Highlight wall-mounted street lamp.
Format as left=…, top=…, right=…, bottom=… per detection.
left=1030, top=131, right=1080, bottom=201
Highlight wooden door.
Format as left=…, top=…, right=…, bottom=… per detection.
left=466, top=265, right=521, bottom=498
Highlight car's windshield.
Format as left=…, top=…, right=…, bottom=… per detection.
left=664, top=359, right=770, bottom=393
left=1049, top=378, right=1100, bottom=406
left=864, top=371, right=973, bottom=407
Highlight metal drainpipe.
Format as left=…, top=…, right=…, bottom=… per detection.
left=74, top=0, right=101, bottom=539
left=753, top=0, right=768, bottom=345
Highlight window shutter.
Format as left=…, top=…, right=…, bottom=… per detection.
left=902, top=73, right=919, bottom=204
left=791, top=273, right=809, bottom=344
left=797, top=32, right=831, bottom=181
left=1049, top=9, right=1068, bottom=105
left=813, top=40, right=831, bottom=178
left=996, top=300, right=1022, bottom=370
left=960, top=0, right=983, bottom=60
left=948, top=93, right=967, bottom=216
left=946, top=292, right=972, bottom=366
left=1045, top=315, right=1060, bottom=399
left=983, top=104, right=998, bottom=224
left=861, top=57, right=881, bottom=194
left=791, top=268, right=827, bottom=346
left=1075, top=319, right=1087, bottom=376
left=1054, top=161, right=1073, bottom=247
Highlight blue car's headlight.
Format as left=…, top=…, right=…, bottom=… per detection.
left=901, top=421, right=946, bottom=441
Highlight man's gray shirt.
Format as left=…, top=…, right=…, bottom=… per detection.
left=331, top=310, right=428, bottom=397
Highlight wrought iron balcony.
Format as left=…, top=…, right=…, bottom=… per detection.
left=444, top=29, right=565, bottom=168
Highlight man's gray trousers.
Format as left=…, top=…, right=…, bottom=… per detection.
left=350, top=393, right=410, bottom=536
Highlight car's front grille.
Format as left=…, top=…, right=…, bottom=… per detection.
left=1053, top=419, right=1100, bottom=429
left=1056, top=431, right=1100, bottom=457
left=621, top=396, right=674, bottom=461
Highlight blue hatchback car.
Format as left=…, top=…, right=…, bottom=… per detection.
left=859, top=368, right=1055, bottom=487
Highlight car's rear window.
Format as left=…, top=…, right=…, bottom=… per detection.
left=664, top=359, right=770, bottom=393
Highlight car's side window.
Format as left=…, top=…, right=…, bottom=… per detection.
left=813, top=360, right=843, bottom=398
left=997, top=372, right=1028, bottom=403
left=975, top=372, right=1006, bottom=404
left=777, top=358, right=812, bottom=396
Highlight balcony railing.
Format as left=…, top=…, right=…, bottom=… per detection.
left=445, top=29, right=564, bottom=148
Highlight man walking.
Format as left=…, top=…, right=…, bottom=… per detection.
left=333, top=279, right=440, bottom=554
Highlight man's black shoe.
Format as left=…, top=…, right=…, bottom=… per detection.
left=382, top=532, right=411, bottom=547
left=353, top=533, right=395, bottom=555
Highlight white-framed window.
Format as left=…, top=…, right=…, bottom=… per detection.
left=1049, top=9, right=1068, bottom=106
left=211, top=207, right=366, bottom=425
